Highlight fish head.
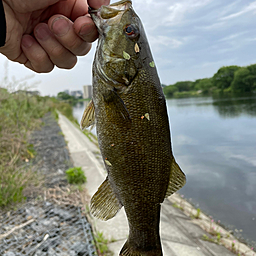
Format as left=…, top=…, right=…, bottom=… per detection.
left=90, top=0, right=152, bottom=88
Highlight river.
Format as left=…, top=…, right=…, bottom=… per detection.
left=73, top=95, right=256, bottom=247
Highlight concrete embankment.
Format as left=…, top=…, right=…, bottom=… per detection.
left=0, top=113, right=96, bottom=256
left=58, top=112, right=255, bottom=256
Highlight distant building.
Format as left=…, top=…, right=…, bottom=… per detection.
left=64, top=89, right=69, bottom=95
left=70, top=90, right=83, bottom=99
left=83, top=85, right=92, bottom=99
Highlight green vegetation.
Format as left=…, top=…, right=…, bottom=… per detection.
left=56, top=101, right=79, bottom=124
left=202, top=234, right=217, bottom=244
left=0, top=86, right=92, bottom=208
left=163, top=64, right=256, bottom=98
left=0, top=89, right=54, bottom=207
left=194, top=208, right=201, bottom=219
left=57, top=91, right=85, bottom=105
left=65, top=167, right=86, bottom=184
left=94, top=231, right=114, bottom=256
left=172, top=203, right=184, bottom=211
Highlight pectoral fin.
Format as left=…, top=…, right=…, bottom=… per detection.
left=103, top=89, right=131, bottom=127
left=90, top=177, right=123, bottom=220
left=80, top=99, right=95, bottom=130
left=165, top=158, right=186, bottom=198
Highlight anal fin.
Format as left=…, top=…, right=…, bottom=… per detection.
left=90, top=177, right=122, bottom=220
left=165, top=158, right=186, bottom=198
left=80, top=99, right=95, bottom=130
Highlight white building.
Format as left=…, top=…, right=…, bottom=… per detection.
left=70, top=90, right=83, bottom=98
left=83, top=85, right=92, bottom=99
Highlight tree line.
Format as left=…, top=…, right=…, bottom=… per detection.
left=163, top=64, right=256, bottom=98
left=57, top=91, right=83, bottom=104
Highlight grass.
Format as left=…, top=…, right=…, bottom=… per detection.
left=65, top=167, right=86, bottom=184
left=0, top=88, right=88, bottom=208
left=0, top=86, right=57, bottom=208
left=55, top=101, right=98, bottom=146
left=172, top=203, right=184, bottom=211
left=191, top=208, right=201, bottom=219
left=94, top=231, right=114, bottom=256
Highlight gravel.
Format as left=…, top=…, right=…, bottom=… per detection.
left=29, top=112, right=72, bottom=188
left=0, top=112, right=96, bottom=256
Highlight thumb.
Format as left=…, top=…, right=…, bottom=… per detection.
left=87, top=0, right=110, bottom=10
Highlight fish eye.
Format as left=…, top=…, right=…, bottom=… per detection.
left=124, top=24, right=139, bottom=38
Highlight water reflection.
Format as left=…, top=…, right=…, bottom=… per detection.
left=212, top=96, right=256, bottom=118
left=166, top=96, right=256, bottom=247
left=169, top=95, right=256, bottom=118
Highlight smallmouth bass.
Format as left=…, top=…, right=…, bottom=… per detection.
left=81, top=1, right=186, bottom=255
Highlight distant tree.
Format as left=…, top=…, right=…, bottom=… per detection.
left=212, top=66, right=240, bottom=91
left=231, top=67, right=256, bottom=93
left=163, top=85, right=178, bottom=97
left=174, top=81, right=193, bottom=92
left=247, top=64, right=256, bottom=75
left=194, top=78, right=213, bottom=94
left=57, top=91, right=73, bottom=100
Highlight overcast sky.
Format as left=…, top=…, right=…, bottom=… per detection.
left=1, top=0, right=256, bottom=96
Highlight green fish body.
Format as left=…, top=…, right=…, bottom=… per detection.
left=81, top=1, right=186, bottom=255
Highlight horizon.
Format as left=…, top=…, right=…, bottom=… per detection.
left=1, top=0, right=256, bottom=96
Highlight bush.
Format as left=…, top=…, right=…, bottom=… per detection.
left=65, top=167, right=86, bottom=184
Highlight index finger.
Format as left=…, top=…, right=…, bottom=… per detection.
left=87, top=0, right=110, bottom=10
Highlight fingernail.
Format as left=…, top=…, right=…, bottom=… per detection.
left=79, top=24, right=95, bottom=36
left=35, top=25, right=51, bottom=41
left=51, top=17, right=70, bottom=37
left=21, top=36, right=33, bottom=48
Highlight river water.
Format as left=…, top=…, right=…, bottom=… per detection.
left=73, top=95, right=256, bottom=247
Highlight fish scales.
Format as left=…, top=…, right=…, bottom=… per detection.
left=81, top=1, right=186, bottom=255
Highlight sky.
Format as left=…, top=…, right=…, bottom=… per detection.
left=1, top=0, right=256, bottom=96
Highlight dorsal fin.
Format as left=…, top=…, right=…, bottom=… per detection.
left=165, top=157, right=186, bottom=197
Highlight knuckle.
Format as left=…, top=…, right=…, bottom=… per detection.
left=65, top=39, right=88, bottom=56
left=66, top=38, right=79, bottom=51
left=50, top=45, right=66, bottom=58
left=33, top=57, right=54, bottom=73
left=72, top=42, right=91, bottom=56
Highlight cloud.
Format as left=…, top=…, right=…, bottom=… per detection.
left=218, top=32, right=247, bottom=42
left=196, top=21, right=226, bottom=31
left=2, top=0, right=256, bottom=95
left=220, top=1, right=256, bottom=20
left=148, top=35, right=184, bottom=49
left=163, top=0, right=214, bottom=25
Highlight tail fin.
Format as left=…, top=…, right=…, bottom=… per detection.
left=120, top=241, right=162, bottom=256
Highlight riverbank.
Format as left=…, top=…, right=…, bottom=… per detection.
left=0, top=113, right=96, bottom=255
left=169, top=193, right=255, bottom=255
left=60, top=111, right=255, bottom=256
left=1, top=106, right=254, bottom=255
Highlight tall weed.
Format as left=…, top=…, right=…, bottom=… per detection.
left=0, top=89, right=53, bottom=208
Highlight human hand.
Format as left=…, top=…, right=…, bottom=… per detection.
left=0, top=0, right=110, bottom=73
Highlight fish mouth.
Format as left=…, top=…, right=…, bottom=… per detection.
left=89, top=0, right=132, bottom=22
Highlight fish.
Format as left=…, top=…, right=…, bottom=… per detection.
left=80, top=1, right=186, bottom=255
